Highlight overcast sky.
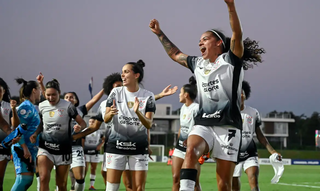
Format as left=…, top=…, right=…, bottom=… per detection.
left=0, top=0, right=319, bottom=116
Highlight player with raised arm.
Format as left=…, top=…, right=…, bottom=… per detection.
left=149, top=0, right=265, bottom=190
left=10, top=78, right=41, bottom=191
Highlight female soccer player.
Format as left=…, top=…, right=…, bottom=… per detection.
left=0, top=78, right=14, bottom=191
left=232, top=81, right=281, bottom=191
left=10, top=78, right=41, bottom=191
left=101, top=60, right=155, bottom=191
left=83, top=117, right=104, bottom=190
left=34, top=79, right=87, bottom=191
left=64, top=89, right=104, bottom=191
left=171, top=77, right=200, bottom=191
left=149, top=0, right=265, bottom=190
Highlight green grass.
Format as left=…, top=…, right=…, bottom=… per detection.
left=3, top=162, right=320, bottom=190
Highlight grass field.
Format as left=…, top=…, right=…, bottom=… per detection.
left=3, top=162, right=320, bottom=190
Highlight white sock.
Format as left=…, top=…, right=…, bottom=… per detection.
left=90, top=174, right=96, bottom=187
left=36, top=176, right=40, bottom=191
left=75, top=182, right=85, bottom=191
left=106, top=182, right=120, bottom=191
left=180, top=179, right=195, bottom=191
left=56, top=185, right=59, bottom=191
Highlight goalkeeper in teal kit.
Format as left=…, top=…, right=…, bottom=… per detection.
left=7, top=78, right=41, bottom=191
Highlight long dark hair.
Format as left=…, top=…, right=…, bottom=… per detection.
left=0, top=78, right=11, bottom=102
left=208, top=29, right=266, bottom=70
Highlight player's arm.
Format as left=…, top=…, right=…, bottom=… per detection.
left=96, top=135, right=105, bottom=151
left=134, top=96, right=155, bottom=129
left=73, top=120, right=102, bottom=140
left=85, top=89, right=104, bottom=111
left=10, top=100, right=20, bottom=129
left=255, top=125, right=277, bottom=155
left=149, top=19, right=189, bottom=68
left=30, top=119, right=43, bottom=144
left=36, top=73, right=46, bottom=100
left=155, top=85, right=178, bottom=101
left=81, top=137, right=85, bottom=147
left=74, top=115, right=87, bottom=130
left=225, top=0, right=244, bottom=58
left=104, top=100, right=117, bottom=123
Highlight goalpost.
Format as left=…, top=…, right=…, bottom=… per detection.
left=149, top=144, right=165, bottom=162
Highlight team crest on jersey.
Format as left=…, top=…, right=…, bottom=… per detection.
left=49, top=111, right=55, bottom=117
left=246, top=116, right=253, bottom=124
left=127, top=102, right=134, bottom=108
left=183, top=114, right=186, bottom=119
left=3, top=108, right=9, bottom=115
left=204, top=69, right=210, bottom=75
left=58, top=109, right=64, bottom=117
left=139, top=100, right=145, bottom=109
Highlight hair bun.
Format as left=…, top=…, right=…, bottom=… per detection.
left=15, top=78, right=27, bottom=86
left=136, top=60, right=145, bottom=68
left=189, top=76, right=196, bottom=85
left=52, top=79, right=60, bottom=85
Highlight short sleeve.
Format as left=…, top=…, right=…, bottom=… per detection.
left=78, top=105, right=88, bottom=117
left=145, top=96, right=156, bottom=113
left=17, top=105, right=33, bottom=121
left=255, top=110, right=262, bottom=127
left=67, top=104, right=78, bottom=119
left=106, top=90, right=116, bottom=107
left=224, top=50, right=243, bottom=67
left=187, top=56, right=199, bottom=73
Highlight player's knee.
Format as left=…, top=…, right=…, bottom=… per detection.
left=39, top=173, right=50, bottom=183
left=135, top=184, right=145, bottom=191
left=106, top=182, right=120, bottom=191
left=217, top=178, right=231, bottom=191
left=172, top=172, right=180, bottom=184
left=232, top=177, right=240, bottom=191
left=57, top=179, right=68, bottom=188
left=248, top=174, right=258, bottom=186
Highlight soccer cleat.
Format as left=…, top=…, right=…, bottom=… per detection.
left=89, top=186, right=96, bottom=190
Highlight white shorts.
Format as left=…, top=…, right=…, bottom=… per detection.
left=0, top=154, right=10, bottom=161
left=70, top=146, right=85, bottom=169
left=85, top=154, right=100, bottom=163
left=105, top=153, right=148, bottom=171
left=233, top=157, right=259, bottom=177
left=37, top=147, right=72, bottom=166
left=103, top=153, right=131, bottom=171
left=189, top=125, right=241, bottom=162
left=172, top=149, right=186, bottom=160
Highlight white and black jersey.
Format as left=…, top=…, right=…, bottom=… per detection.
left=239, top=105, right=262, bottom=162
left=83, top=130, right=103, bottom=155
left=95, top=86, right=156, bottom=155
left=39, top=99, right=78, bottom=155
left=98, top=100, right=112, bottom=152
left=187, top=50, right=244, bottom=129
left=0, top=101, right=12, bottom=155
left=72, top=105, right=87, bottom=146
left=175, top=103, right=199, bottom=152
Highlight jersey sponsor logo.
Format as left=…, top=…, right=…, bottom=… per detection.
left=49, top=111, right=55, bottom=117
left=116, top=140, right=137, bottom=150
left=44, top=141, right=60, bottom=151
left=202, top=110, right=221, bottom=119
left=127, top=102, right=134, bottom=108
left=47, top=124, right=62, bottom=130
left=242, top=131, right=252, bottom=138
left=202, top=79, right=219, bottom=92
left=119, top=115, right=141, bottom=126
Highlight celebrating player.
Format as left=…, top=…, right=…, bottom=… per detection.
left=149, top=0, right=265, bottom=190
